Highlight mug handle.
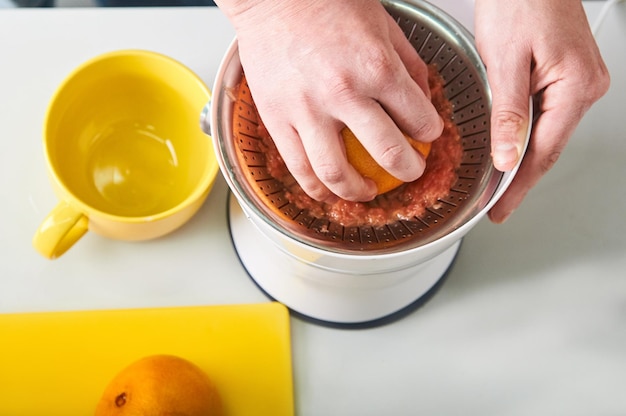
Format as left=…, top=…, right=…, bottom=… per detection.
left=33, top=201, right=89, bottom=259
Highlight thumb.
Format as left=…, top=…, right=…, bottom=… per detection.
left=484, top=52, right=531, bottom=172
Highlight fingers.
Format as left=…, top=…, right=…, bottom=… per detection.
left=330, top=73, right=441, bottom=191
left=296, top=117, right=378, bottom=202
left=274, top=83, right=439, bottom=203
left=383, top=14, right=444, bottom=141
left=339, top=17, right=442, bottom=189
left=386, top=13, right=431, bottom=99
left=270, top=133, right=339, bottom=205
left=488, top=110, right=568, bottom=224
left=483, top=51, right=532, bottom=173
left=290, top=27, right=442, bottom=201
left=475, top=0, right=610, bottom=223
left=226, top=0, right=444, bottom=203
left=484, top=52, right=609, bottom=224
left=487, top=77, right=603, bottom=223
left=476, top=21, right=532, bottom=223
left=342, top=99, right=427, bottom=185
left=475, top=0, right=532, bottom=173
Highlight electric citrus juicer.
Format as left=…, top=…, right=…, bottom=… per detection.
left=202, top=0, right=530, bottom=327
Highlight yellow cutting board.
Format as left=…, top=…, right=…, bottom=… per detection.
left=0, top=302, right=293, bottom=416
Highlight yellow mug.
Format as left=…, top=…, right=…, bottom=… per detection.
left=33, top=50, right=218, bottom=259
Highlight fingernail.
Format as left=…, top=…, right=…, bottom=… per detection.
left=489, top=210, right=512, bottom=224
left=324, top=194, right=340, bottom=205
left=492, top=142, right=520, bottom=170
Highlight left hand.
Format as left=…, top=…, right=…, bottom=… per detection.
left=474, top=0, right=610, bottom=223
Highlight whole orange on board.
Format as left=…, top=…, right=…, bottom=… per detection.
left=341, top=127, right=432, bottom=195
left=94, top=354, right=222, bottom=416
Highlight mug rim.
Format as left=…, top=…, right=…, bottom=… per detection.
left=42, top=49, right=219, bottom=223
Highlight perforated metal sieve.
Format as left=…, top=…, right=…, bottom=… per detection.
left=210, top=0, right=506, bottom=255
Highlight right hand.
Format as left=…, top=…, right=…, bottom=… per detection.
left=216, top=0, right=443, bottom=202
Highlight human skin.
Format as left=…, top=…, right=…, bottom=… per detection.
left=215, top=0, right=609, bottom=223
left=474, top=0, right=610, bottom=223
left=215, top=0, right=444, bottom=203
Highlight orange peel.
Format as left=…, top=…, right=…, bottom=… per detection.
left=341, top=127, right=431, bottom=195
left=94, top=354, right=222, bottom=416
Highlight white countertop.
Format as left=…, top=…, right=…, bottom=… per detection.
left=1, top=3, right=625, bottom=415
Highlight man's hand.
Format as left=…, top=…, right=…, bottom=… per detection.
left=475, top=0, right=610, bottom=223
left=216, top=0, right=443, bottom=202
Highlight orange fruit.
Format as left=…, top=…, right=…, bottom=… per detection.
left=94, top=354, right=222, bottom=416
left=341, top=127, right=431, bottom=195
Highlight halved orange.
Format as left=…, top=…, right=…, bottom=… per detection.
left=341, top=127, right=431, bottom=195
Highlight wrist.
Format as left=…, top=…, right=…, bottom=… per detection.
left=214, top=0, right=301, bottom=31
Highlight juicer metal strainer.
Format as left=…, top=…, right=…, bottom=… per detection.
left=205, top=0, right=530, bottom=326
left=213, top=0, right=500, bottom=255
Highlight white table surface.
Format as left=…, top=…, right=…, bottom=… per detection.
left=1, top=3, right=625, bottom=415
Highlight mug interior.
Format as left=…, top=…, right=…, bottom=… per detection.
left=45, top=51, right=213, bottom=218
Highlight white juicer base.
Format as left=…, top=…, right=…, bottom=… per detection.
left=228, top=194, right=460, bottom=327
